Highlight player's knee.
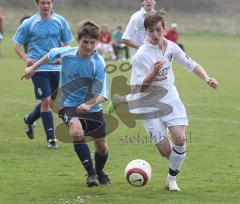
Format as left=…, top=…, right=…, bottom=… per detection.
left=41, top=98, right=51, bottom=110
left=173, top=135, right=186, bottom=147
left=95, top=141, right=108, bottom=154
left=71, top=127, right=84, bottom=138
left=50, top=100, right=56, bottom=108
left=157, top=137, right=171, bottom=158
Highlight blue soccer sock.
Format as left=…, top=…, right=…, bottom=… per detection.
left=94, top=151, right=108, bottom=176
left=73, top=142, right=96, bottom=175
left=40, top=111, right=54, bottom=142
left=26, top=103, right=41, bottom=124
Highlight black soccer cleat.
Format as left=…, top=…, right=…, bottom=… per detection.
left=98, top=173, right=110, bottom=185
left=23, top=115, right=35, bottom=139
left=87, top=174, right=99, bottom=187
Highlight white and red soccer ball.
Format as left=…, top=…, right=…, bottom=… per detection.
left=125, top=159, right=152, bottom=187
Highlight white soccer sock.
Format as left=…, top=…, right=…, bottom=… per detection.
left=167, top=174, right=176, bottom=182
left=169, top=143, right=186, bottom=174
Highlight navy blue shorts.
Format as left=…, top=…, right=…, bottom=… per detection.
left=31, top=71, right=60, bottom=100
left=58, top=107, right=106, bottom=138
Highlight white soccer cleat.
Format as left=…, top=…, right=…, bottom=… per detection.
left=165, top=179, right=181, bottom=192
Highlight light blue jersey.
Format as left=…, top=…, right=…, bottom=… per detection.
left=13, top=12, right=74, bottom=72
left=48, top=46, right=108, bottom=112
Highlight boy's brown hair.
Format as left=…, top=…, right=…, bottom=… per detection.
left=35, top=0, right=54, bottom=5
left=144, top=9, right=167, bottom=30
left=77, top=21, right=100, bottom=40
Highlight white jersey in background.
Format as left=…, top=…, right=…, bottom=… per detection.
left=130, top=39, right=198, bottom=104
left=122, top=7, right=147, bottom=55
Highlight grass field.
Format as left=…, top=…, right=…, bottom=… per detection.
left=0, top=32, right=240, bottom=204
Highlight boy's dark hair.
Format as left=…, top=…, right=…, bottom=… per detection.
left=77, top=21, right=99, bottom=40
left=144, top=9, right=167, bottom=30
left=35, top=0, right=54, bottom=4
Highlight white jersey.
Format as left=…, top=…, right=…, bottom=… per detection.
left=122, top=7, right=147, bottom=55
left=130, top=39, right=198, bottom=105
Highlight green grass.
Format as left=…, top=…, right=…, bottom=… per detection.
left=0, top=33, right=240, bottom=204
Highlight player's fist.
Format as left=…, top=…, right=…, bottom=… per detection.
left=153, top=60, right=164, bottom=75
left=207, top=78, right=219, bottom=89
left=25, top=58, right=35, bottom=67
left=21, top=66, right=35, bottom=80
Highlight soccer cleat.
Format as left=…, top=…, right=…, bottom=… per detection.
left=165, top=179, right=181, bottom=192
left=87, top=174, right=99, bottom=187
left=24, top=115, right=35, bottom=139
left=47, top=139, right=59, bottom=149
left=98, top=173, right=110, bottom=185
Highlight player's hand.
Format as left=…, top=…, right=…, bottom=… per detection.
left=207, top=78, right=219, bottom=89
left=21, top=66, right=35, bottom=80
left=153, top=60, right=164, bottom=75
left=55, top=58, right=61, bottom=65
left=25, top=58, right=35, bottom=67
left=75, top=103, right=92, bottom=114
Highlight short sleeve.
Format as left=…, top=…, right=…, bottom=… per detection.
left=122, top=15, right=137, bottom=41
left=48, top=47, right=62, bottom=61
left=61, top=18, right=74, bottom=44
left=12, top=22, right=29, bottom=45
left=173, top=43, right=197, bottom=72
left=92, top=57, right=108, bottom=99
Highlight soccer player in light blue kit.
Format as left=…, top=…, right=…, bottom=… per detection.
left=13, top=0, right=74, bottom=148
left=22, top=21, right=110, bottom=187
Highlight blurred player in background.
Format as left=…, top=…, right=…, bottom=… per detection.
left=0, top=10, right=4, bottom=56
left=112, top=26, right=129, bottom=60
left=164, top=23, right=185, bottom=51
left=97, top=25, right=116, bottom=60
left=13, top=0, right=73, bottom=148
left=122, top=0, right=156, bottom=56
left=130, top=10, right=218, bottom=191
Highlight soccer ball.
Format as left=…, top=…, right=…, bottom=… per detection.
left=125, top=159, right=152, bottom=187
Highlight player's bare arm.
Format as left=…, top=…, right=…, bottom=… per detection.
left=14, top=44, right=35, bottom=66
left=193, top=64, right=219, bottom=89
left=21, top=55, right=49, bottom=80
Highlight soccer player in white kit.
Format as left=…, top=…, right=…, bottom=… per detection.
left=122, top=0, right=156, bottom=56
left=130, top=10, right=219, bottom=191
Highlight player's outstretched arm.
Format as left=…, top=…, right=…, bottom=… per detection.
left=193, top=64, right=219, bottom=89
left=21, top=55, right=49, bottom=80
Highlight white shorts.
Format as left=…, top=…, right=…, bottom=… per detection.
left=142, top=99, right=188, bottom=144
left=97, top=43, right=113, bottom=52
left=0, top=32, right=3, bottom=41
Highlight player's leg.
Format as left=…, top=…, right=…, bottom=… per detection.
left=94, top=138, right=110, bottom=185
left=86, top=111, right=110, bottom=185
left=112, top=44, right=119, bottom=60
left=164, top=99, right=188, bottom=191
left=68, top=116, right=98, bottom=187
left=23, top=103, right=41, bottom=139
left=23, top=72, right=44, bottom=139
left=32, top=72, right=57, bottom=148
left=0, top=32, right=3, bottom=56
left=40, top=96, right=57, bottom=148
left=166, top=125, right=186, bottom=191
left=124, top=45, right=129, bottom=60
left=142, top=118, right=171, bottom=157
